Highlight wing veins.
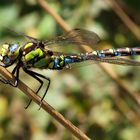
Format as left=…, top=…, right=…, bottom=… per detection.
left=43, top=29, right=101, bottom=48
left=94, top=57, right=140, bottom=66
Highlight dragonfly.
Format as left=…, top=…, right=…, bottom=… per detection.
left=0, top=28, right=140, bottom=108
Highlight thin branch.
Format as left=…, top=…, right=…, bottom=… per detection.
left=0, top=67, right=91, bottom=140
left=37, top=0, right=140, bottom=109
left=106, top=0, right=140, bottom=41
left=37, top=0, right=71, bottom=32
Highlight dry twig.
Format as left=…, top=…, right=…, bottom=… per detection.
left=0, top=67, right=91, bottom=140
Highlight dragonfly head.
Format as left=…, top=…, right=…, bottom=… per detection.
left=0, top=43, right=20, bottom=67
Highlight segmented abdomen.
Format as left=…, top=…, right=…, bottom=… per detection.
left=49, top=55, right=83, bottom=69
left=92, top=47, right=140, bottom=57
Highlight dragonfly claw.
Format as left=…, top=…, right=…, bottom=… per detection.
left=38, top=101, right=43, bottom=110
left=0, top=75, right=18, bottom=87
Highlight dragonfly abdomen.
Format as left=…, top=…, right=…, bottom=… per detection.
left=90, top=47, right=140, bottom=58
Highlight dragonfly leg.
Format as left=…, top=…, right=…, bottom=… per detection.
left=0, top=64, right=20, bottom=87
left=23, top=68, right=50, bottom=109
left=24, top=73, right=43, bottom=109
left=9, top=64, right=20, bottom=87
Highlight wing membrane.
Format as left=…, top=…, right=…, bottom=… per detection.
left=93, top=57, right=140, bottom=66
left=43, top=29, right=101, bottom=48
left=7, top=28, right=39, bottom=43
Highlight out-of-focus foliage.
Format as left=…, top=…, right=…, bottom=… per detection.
left=0, top=0, right=140, bottom=140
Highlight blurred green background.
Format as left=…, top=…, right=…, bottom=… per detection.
left=0, top=0, right=140, bottom=140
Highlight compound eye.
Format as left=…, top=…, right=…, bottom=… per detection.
left=9, top=44, right=19, bottom=53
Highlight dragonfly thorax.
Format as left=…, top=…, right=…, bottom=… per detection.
left=0, top=43, right=21, bottom=67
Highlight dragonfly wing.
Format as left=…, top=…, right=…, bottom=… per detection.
left=94, top=57, right=140, bottom=66
left=7, top=28, right=39, bottom=43
left=43, top=29, right=101, bottom=48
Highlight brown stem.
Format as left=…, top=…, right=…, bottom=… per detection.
left=0, top=66, right=91, bottom=140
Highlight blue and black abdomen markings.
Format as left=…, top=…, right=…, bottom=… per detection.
left=53, top=55, right=83, bottom=69
left=94, top=47, right=140, bottom=57
left=131, top=48, right=140, bottom=55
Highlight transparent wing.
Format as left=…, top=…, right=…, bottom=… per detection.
left=93, top=57, right=140, bottom=66
left=6, top=28, right=39, bottom=43
left=43, top=29, right=101, bottom=48
left=8, top=28, right=100, bottom=51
